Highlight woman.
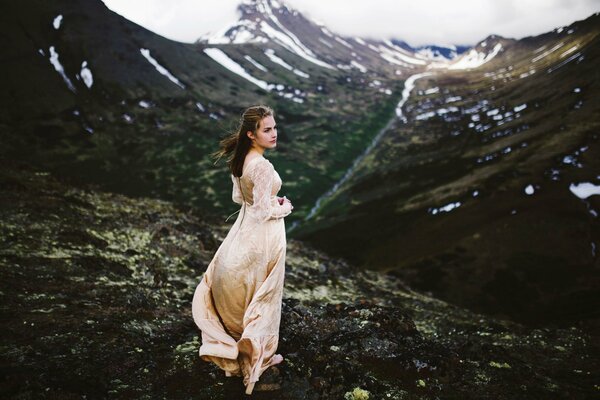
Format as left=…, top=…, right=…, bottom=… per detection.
left=191, top=105, right=293, bottom=395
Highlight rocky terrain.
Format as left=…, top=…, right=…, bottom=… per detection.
left=1, top=159, right=598, bottom=399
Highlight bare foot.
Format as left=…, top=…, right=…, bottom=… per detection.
left=245, top=381, right=255, bottom=395
left=271, top=354, right=284, bottom=365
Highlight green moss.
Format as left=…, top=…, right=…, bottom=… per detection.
left=344, top=387, right=370, bottom=400
left=489, top=361, right=511, bottom=369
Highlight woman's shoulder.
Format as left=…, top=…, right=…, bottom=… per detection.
left=241, top=155, right=272, bottom=179
left=251, top=156, right=273, bottom=173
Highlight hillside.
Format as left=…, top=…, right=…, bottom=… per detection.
left=1, top=158, right=598, bottom=399
left=1, top=0, right=427, bottom=226
left=290, top=13, right=600, bottom=326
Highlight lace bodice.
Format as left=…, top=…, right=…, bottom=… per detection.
left=231, top=156, right=292, bottom=223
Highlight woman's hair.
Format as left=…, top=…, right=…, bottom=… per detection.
left=211, top=105, right=274, bottom=177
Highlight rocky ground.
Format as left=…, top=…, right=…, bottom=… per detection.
left=1, top=158, right=598, bottom=399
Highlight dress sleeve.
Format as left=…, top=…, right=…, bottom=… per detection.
left=249, top=159, right=292, bottom=222
left=231, top=174, right=243, bottom=205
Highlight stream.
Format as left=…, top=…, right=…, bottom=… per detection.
left=288, top=71, right=434, bottom=234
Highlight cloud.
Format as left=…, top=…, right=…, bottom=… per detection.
left=287, top=0, right=600, bottom=46
left=101, top=0, right=600, bottom=46
left=102, top=0, right=240, bottom=43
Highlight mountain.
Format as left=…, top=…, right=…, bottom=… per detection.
left=198, top=0, right=430, bottom=75
left=445, top=34, right=512, bottom=69
left=290, top=12, right=600, bottom=326
left=1, top=0, right=269, bottom=205
left=1, top=0, right=428, bottom=223
left=2, top=0, right=599, bottom=329
left=403, top=42, right=470, bottom=61
left=2, top=1, right=600, bottom=397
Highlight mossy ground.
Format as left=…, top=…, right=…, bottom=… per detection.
left=1, top=159, right=598, bottom=399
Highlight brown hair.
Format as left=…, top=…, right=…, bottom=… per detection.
left=210, top=105, right=274, bottom=177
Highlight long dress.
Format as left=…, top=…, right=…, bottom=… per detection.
left=191, top=155, right=293, bottom=394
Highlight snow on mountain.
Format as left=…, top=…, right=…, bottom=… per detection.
left=140, top=48, right=186, bottom=89
left=198, top=0, right=441, bottom=76
left=203, top=47, right=271, bottom=91
left=203, top=47, right=306, bottom=103
left=79, top=61, right=93, bottom=88
left=448, top=36, right=505, bottom=70
left=48, top=45, right=76, bottom=93
left=53, top=14, right=63, bottom=30
left=199, top=0, right=335, bottom=70
left=414, top=44, right=464, bottom=61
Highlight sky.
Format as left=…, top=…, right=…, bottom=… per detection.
left=101, top=0, right=600, bottom=47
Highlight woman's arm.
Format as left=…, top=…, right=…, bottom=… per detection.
left=249, top=159, right=292, bottom=222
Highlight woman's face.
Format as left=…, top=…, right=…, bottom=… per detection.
left=248, top=115, right=277, bottom=150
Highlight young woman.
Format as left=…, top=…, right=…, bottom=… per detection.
left=191, top=105, right=293, bottom=395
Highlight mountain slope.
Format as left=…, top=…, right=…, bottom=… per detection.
left=0, top=0, right=424, bottom=224
left=1, top=158, right=598, bottom=399
left=290, top=12, right=600, bottom=326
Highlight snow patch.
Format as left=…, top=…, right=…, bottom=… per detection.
left=140, top=48, right=185, bottom=89
left=395, top=72, right=434, bottom=122
left=415, top=111, right=435, bottom=121
left=514, top=103, right=527, bottom=113
left=53, top=15, right=63, bottom=30
left=524, top=184, right=535, bottom=195
left=204, top=48, right=270, bottom=91
left=429, top=201, right=461, bottom=215
left=264, top=49, right=309, bottom=78
left=320, top=27, right=333, bottom=37
left=244, top=55, right=268, bottom=72
left=258, top=17, right=335, bottom=69
left=449, top=43, right=502, bottom=70
left=378, top=42, right=426, bottom=66
left=560, top=45, right=578, bottom=58
left=519, top=69, right=536, bottom=79
left=445, top=96, right=462, bottom=103
left=350, top=60, right=367, bottom=73
left=201, top=19, right=266, bottom=45
left=80, top=61, right=93, bottom=89
left=531, top=42, right=564, bottom=63
left=49, top=46, right=76, bottom=93
left=569, top=182, right=600, bottom=199
left=203, top=48, right=305, bottom=103
left=335, top=37, right=353, bottom=49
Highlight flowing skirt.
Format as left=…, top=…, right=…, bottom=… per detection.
left=191, top=204, right=286, bottom=389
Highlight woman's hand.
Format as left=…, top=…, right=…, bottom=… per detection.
left=278, top=196, right=293, bottom=210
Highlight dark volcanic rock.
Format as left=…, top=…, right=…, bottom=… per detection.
left=1, top=158, right=598, bottom=399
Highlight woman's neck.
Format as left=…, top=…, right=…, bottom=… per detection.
left=249, top=146, right=265, bottom=156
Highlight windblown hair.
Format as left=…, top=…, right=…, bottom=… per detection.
left=211, top=105, right=274, bottom=177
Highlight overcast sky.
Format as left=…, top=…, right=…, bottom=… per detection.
left=101, top=0, right=600, bottom=47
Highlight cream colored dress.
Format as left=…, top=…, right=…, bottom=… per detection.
left=191, top=155, right=292, bottom=392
